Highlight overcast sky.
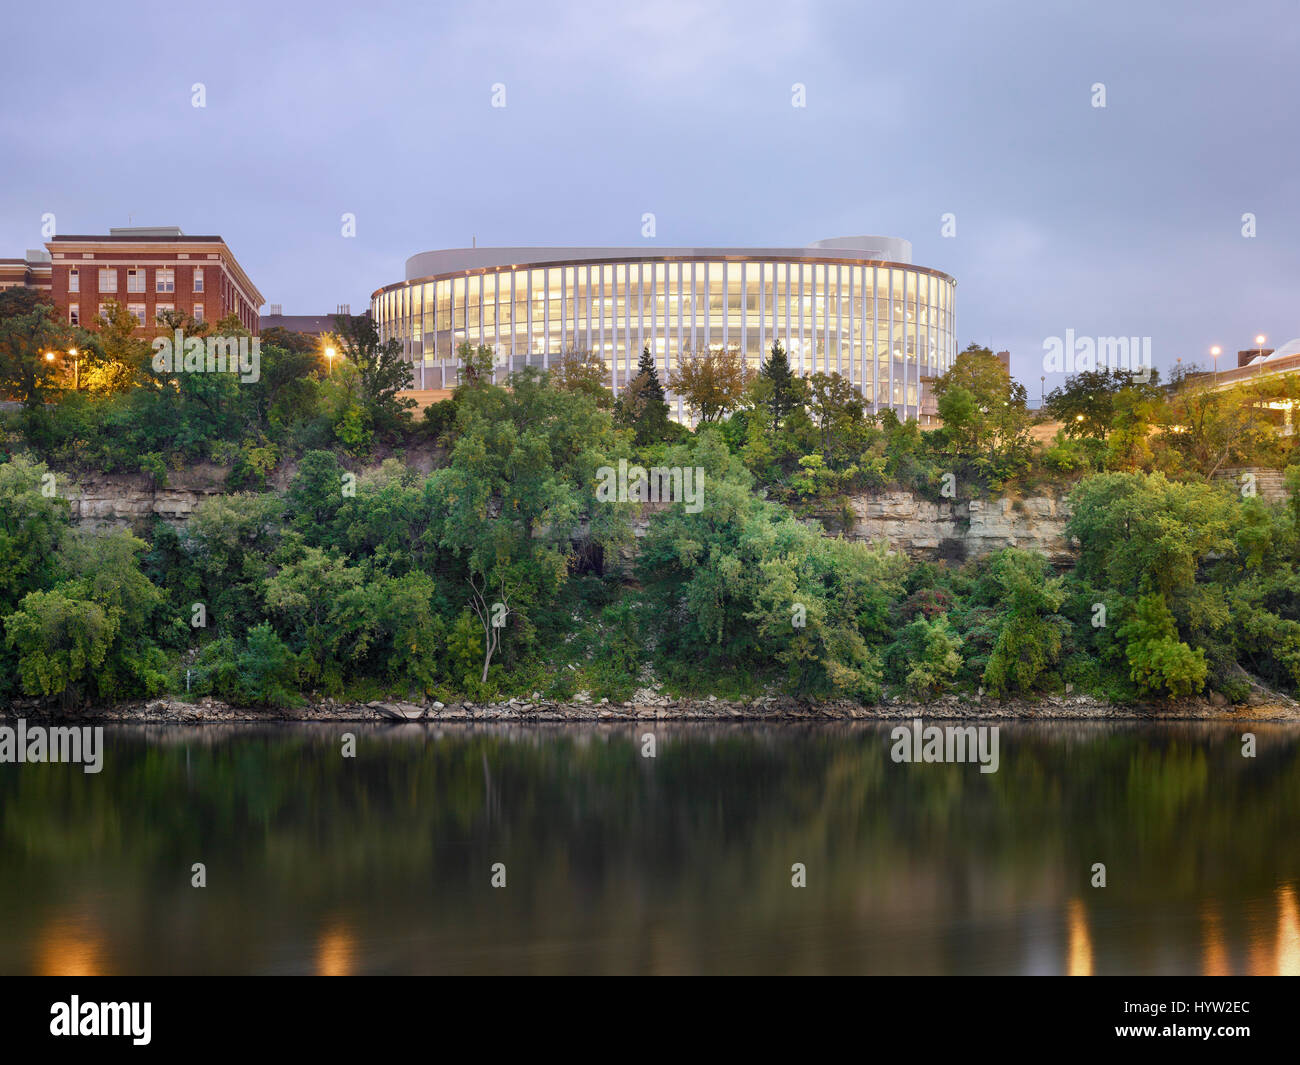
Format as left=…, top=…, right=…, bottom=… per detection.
left=2, top=0, right=1295, bottom=387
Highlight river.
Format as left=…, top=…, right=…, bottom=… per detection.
left=1, top=721, right=1297, bottom=974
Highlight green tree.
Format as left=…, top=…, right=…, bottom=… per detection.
left=1117, top=593, right=1208, bottom=697
left=0, top=302, right=81, bottom=408
left=758, top=340, right=797, bottom=432
left=932, top=345, right=1032, bottom=484
left=0, top=456, right=69, bottom=614
left=334, top=312, right=415, bottom=435
left=979, top=548, right=1069, bottom=695
left=1044, top=368, right=1161, bottom=441
left=890, top=614, right=964, bottom=699
left=428, top=369, right=629, bottom=686
left=4, top=587, right=115, bottom=703
left=234, top=622, right=301, bottom=707
left=616, top=345, right=672, bottom=445
left=551, top=349, right=612, bottom=407
left=456, top=340, right=496, bottom=388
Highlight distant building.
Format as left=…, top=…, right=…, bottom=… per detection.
left=39, top=226, right=263, bottom=334
left=371, top=236, right=956, bottom=424
left=995, top=349, right=1011, bottom=374
left=1187, top=337, right=1299, bottom=436
left=259, top=303, right=366, bottom=337
left=1190, top=339, right=1299, bottom=387
left=0, top=249, right=51, bottom=296
left=1238, top=346, right=1274, bottom=367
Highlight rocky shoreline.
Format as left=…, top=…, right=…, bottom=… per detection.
left=4, top=689, right=1299, bottom=723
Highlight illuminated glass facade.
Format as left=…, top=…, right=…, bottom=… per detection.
left=371, top=238, right=955, bottom=424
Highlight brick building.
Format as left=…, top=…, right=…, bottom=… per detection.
left=0, top=249, right=52, bottom=296
left=259, top=303, right=366, bottom=337
left=43, top=226, right=263, bottom=334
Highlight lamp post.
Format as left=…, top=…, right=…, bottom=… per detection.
left=68, top=347, right=79, bottom=390
left=1210, top=345, right=1221, bottom=387
left=324, top=346, right=336, bottom=376
left=1256, top=335, right=1267, bottom=378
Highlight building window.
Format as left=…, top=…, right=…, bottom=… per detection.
left=99, top=304, right=112, bottom=322
left=69, top=268, right=79, bottom=293
left=127, top=304, right=146, bottom=326
left=127, top=268, right=145, bottom=294
left=69, top=304, right=79, bottom=326
left=156, top=304, right=174, bottom=322
left=98, top=268, right=117, bottom=292
left=193, top=304, right=204, bottom=322
left=193, top=268, right=204, bottom=293
left=157, top=268, right=175, bottom=293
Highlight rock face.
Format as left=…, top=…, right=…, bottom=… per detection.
left=8, top=689, right=1297, bottom=723
left=624, top=490, right=1074, bottom=564
left=63, top=465, right=1074, bottom=566
left=833, top=489, right=1073, bottom=565
left=64, top=468, right=227, bottom=527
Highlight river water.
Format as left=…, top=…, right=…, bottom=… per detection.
left=1, top=721, right=1297, bottom=975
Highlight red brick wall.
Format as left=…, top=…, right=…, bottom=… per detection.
left=49, top=251, right=259, bottom=335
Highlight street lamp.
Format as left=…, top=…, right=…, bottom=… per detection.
left=324, top=346, right=336, bottom=375
left=68, top=348, right=80, bottom=390
left=1210, top=345, right=1221, bottom=387
left=1256, top=335, right=1267, bottom=377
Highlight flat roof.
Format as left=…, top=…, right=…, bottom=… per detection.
left=50, top=234, right=224, bottom=242
left=374, top=236, right=954, bottom=299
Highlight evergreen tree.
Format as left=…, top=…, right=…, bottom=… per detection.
left=618, top=344, right=671, bottom=445
left=636, top=344, right=666, bottom=405
left=759, top=340, right=796, bottom=431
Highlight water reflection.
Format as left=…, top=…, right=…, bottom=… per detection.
left=1201, top=902, right=1230, bottom=976
left=1274, top=884, right=1300, bottom=977
left=0, top=721, right=1297, bottom=975
left=31, top=915, right=107, bottom=976
left=315, top=921, right=357, bottom=977
left=1066, top=899, right=1092, bottom=976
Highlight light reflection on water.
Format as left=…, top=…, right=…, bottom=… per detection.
left=2, top=721, right=1298, bottom=975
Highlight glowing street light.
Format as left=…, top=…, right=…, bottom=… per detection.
left=1211, top=345, right=1221, bottom=386
left=68, top=347, right=80, bottom=390
left=324, top=346, right=336, bottom=375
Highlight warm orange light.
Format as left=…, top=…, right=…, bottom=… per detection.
left=44, top=351, right=55, bottom=362
left=68, top=347, right=78, bottom=357
left=1210, top=346, right=1221, bottom=357
left=1076, top=414, right=1085, bottom=421
left=1066, top=898, right=1093, bottom=976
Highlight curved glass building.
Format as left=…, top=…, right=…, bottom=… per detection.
left=371, top=236, right=955, bottom=423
